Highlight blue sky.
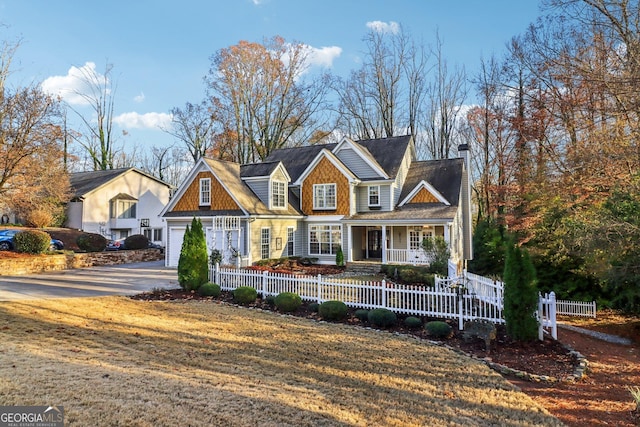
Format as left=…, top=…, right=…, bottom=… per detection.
left=1, top=0, right=542, bottom=155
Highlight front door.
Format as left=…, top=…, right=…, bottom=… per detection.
left=367, top=229, right=382, bottom=258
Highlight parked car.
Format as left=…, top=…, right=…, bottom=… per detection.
left=105, top=238, right=126, bottom=251
left=106, top=238, right=164, bottom=253
left=0, top=229, right=64, bottom=251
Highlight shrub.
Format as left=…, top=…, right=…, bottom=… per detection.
left=178, top=218, right=209, bottom=291
left=25, top=208, right=54, bottom=228
left=124, top=234, right=148, bottom=250
left=76, top=233, right=108, bottom=252
left=198, top=282, right=221, bottom=297
left=318, top=300, right=348, bottom=321
left=14, top=230, right=51, bottom=254
left=404, top=316, right=422, bottom=329
left=209, top=249, right=223, bottom=267
left=354, top=309, right=369, bottom=321
left=265, top=295, right=276, bottom=307
left=503, top=242, right=539, bottom=341
left=421, top=236, right=450, bottom=276
left=368, top=308, right=397, bottom=327
left=233, top=286, right=257, bottom=304
left=307, top=302, right=320, bottom=312
left=274, top=292, right=302, bottom=313
left=425, top=321, right=452, bottom=338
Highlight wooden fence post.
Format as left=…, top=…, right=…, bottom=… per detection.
left=381, top=279, right=387, bottom=308
left=317, top=274, right=322, bottom=304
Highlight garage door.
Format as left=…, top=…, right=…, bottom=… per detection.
left=168, top=227, right=186, bottom=267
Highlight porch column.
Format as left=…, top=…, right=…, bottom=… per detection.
left=381, top=225, right=387, bottom=264
left=347, top=224, right=353, bottom=262
left=444, top=223, right=451, bottom=245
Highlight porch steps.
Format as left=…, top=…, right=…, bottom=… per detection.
left=345, top=262, right=383, bottom=275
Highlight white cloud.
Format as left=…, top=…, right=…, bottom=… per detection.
left=113, top=112, right=172, bottom=130
left=133, top=92, right=145, bottom=103
left=41, top=62, right=106, bottom=106
left=305, top=45, right=342, bottom=69
left=366, top=20, right=400, bottom=34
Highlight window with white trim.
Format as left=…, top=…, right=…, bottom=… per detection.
left=143, top=228, right=163, bottom=242
left=261, top=228, right=270, bottom=260
left=313, top=183, right=336, bottom=210
left=109, top=199, right=137, bottom=219
left=309, top=224, right=341, bottom=255
left=286, top=227, right=295, bottom=257
left=199, top=178, right=211, bottom=206
left=409, top=227, right=434, bottom=250
left=272, top=181, right=286, bottom=209
left=368, top=185, right=380, bottom=207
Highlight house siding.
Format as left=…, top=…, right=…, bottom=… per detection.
left=71, top=170, right=171, bottom=241
left=356, top=184, right=392, bottom=212
left=334, top=147, right=379, bottom=179
left=301, top=157, right=350, bottom=216
left=171, top=171, right=240, bottom=212
left=249, top=218, right=299, bottom=261
left=393, top=148, right=413, bottom=205
left=244, top=179, right=269, bottom=206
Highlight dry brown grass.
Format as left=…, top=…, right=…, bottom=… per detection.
left=0, top=297, right=562, bottom=426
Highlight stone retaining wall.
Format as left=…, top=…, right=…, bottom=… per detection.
left=0, top=249, right=165, bottom=276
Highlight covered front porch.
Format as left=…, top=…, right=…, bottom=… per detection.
left=345, top=223, right=451, bottom=266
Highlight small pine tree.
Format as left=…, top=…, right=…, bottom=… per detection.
left=335, top=245, right=344, bottom=267
left=177, top=218, right=209, bottom=291
left=503, top=242, right=539, bottom=341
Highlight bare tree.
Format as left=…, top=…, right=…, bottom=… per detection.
left=139, top=145, right=189, bottom=188
left=206, top=36, right=332, bottom=164
left=420, top=33, right=469, bottom=160
left=67, top=63, right=120, bottom=170
left=166, top=101, right=217, bottom=163
left=335, top=25, right=429, bottom=141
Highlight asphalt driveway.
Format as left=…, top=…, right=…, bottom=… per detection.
left=0, top=260, right=180, bottom=301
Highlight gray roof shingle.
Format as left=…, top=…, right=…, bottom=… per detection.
left=398, top=158, right=463, bottom=206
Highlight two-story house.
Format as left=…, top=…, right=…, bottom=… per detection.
left=66, top=168, right=173, bottom=245
left=161, top=135, right=472, bottom=270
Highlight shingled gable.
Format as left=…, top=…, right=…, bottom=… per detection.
left=292, top=148, right=359, bottom=186
left=162, top=157, right=301, bottom=217
left=397, top=158, right=464, bottom=208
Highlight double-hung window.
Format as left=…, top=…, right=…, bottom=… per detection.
left=313, top=183, right=336, bottom=210
left=261, top=228, right=270, bottom=260
left=368, top=185, right=380, bottom=207
left=286, top=227, right=295, bottom=257
left=199, top=178, right=211, bottom=206
left=309, top=225, right=342, bottom=255
left=272, top=181, right=286, bottom=209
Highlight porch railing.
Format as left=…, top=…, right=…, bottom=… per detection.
left=385, top=249, right=432, bottom=265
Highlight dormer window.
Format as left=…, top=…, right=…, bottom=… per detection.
left=313, top=183, right=336, bottom=210
left=368, top=185, right=380, bottom=207
left=272, top=180, right=286, bottom=209
left=199, top=178, right=211, bottom=206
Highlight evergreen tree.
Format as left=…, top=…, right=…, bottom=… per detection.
left=177, top=218, right=209, bottom=291
left=503, top=242, right=539, bottom=341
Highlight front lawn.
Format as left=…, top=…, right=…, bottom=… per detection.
left=0, top=297, right=561, bottom=426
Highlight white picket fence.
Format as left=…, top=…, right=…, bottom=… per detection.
left=211, top=265, right=560, bottom=339
left=556, top=299, right=597, bottom=318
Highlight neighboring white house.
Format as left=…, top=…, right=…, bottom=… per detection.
left=65, top=168, right=173, bottom=245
